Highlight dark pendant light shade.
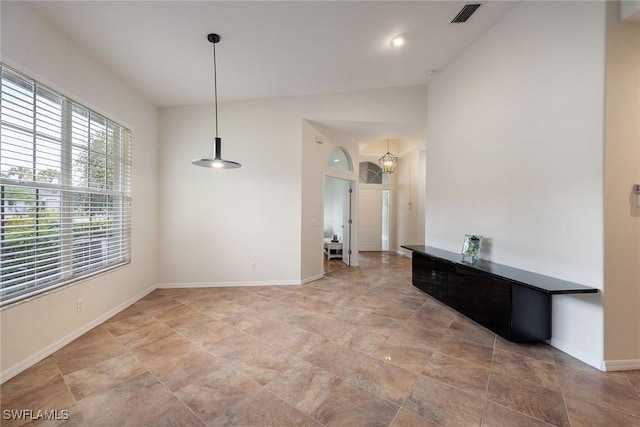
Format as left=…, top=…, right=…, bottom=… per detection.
left=192, top=137, right=241, bottom=169
left=192, top=33, right=241, bottom=169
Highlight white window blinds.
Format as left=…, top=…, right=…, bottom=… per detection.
left=0, top=64, right=132, bottom=306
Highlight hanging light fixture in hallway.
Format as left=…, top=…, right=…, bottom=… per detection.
left=379, top=139, right=398, bottom=174
left=192, top=33, right=241, bottom=169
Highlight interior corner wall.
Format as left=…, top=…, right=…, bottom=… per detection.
left=603, top=1, right=640, bottom=366
left=425, top=1, right=606, bottom=367
left=0, top=2, right=159, bottom=379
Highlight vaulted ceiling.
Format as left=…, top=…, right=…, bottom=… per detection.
left=29, top=1, right=518, bottom=107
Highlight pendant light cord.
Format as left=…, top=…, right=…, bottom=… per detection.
left=192, top=33, right=241, bottom=169
left=213, top=39, right=219, bottom=138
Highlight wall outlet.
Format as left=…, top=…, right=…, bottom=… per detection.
left=76, top=299, right=83, bottom=312
left=250, top=262, right=256, bottom=271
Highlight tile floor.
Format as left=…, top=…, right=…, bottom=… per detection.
left=2, top=252, right=640, bottom=426
left=323, top=256, right=348, bottom=274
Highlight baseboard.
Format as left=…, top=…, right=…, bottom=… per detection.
left=1, top=285, right=156, bottom=384
left=550, top=340, right=640, bottom=371
left=156, top=280, right=301, bottom=289
left=602, top=359, right=640, bottom=371
left=301, top=274, right=323, bottom=284
left=548, top=337, right=603, bottom=371
left=395, top=249, right=412, bottom=258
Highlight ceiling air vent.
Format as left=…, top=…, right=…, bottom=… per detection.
left=451, top=3, right=481, bottom=23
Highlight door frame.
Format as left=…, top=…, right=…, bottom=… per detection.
left=322, top=175, right=357, bottom=271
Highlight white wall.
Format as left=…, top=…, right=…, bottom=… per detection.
left=158, top=86, right=427, bottom=286
left=425, top=1, right=606, bottom=367
left=0, top=2, right=159, bottom=379
left=157, top=102, right=301, bottom=286
left=603, top=1, right=640, bottom=368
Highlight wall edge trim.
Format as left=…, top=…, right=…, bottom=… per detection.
left=549, top=337, right=603, bottom=371
left=394, top=249, right=412, bottom=258
left=156, top=280, right=302, bottom=289
left=301, top=274, right=323, bottom=285
left=602, top=359, right=640, bottom=371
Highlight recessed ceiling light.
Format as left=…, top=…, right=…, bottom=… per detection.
left=390, top=35, right=405, bottom=47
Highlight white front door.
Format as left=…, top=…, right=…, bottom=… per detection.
left=358, top=188, right=382, bottom=251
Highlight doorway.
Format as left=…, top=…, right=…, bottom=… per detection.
left=323, top=176, right=353, bottom=271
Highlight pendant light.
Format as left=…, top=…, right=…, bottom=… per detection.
left=192, top=33, right=241, bottom=169
left=379, top=139, right=398, bottom=174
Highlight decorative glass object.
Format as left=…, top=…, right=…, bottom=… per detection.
left=461, top=234, right=483, bottom=264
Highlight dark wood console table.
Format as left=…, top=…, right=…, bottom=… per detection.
left=401, top=245, right=598, bottom=342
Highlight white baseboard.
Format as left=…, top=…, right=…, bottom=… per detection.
left=548, top=338, right=603, bottom=371
left=549, top=338, right=640, bottom=372
left=1, top=285, right=156, bottom=384
left=602, top=359, right=640, bottom=371
left=395, top=249, right=412, bottom=258
left=156, top=280, right=301, bottom=289
left=301, top=274, right=324, bottom=284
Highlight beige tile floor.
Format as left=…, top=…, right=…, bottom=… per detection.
left=2, top=252, right=640, bottom=426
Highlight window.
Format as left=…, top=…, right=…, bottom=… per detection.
left=327, top=147, right=353, bottom=172
left=359, top=161, right=390, bottom=184
left=0, top=64, right=132, bottom=306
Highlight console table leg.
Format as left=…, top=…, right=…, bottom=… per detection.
left=511, top=286, right=551, bottom=342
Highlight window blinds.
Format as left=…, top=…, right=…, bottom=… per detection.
left=0, top=64, right=132, bottom=306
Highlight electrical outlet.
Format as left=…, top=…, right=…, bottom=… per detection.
left=250, top=262, right=256, bottom=271
left=76, top=299, right=83, bottom=312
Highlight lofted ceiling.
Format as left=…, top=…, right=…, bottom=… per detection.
left=26, top=1, right=518, bottom=152
left=28, top=1, right=518, bottom=107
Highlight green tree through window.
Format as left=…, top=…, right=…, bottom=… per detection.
left=0, top=64, right=131, bottom=306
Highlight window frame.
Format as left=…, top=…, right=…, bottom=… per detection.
left=359, top=161, right=390, bottom=184
left=327, top=147, right=353, bottom=172
left=0, top=64, right=132, bottom=307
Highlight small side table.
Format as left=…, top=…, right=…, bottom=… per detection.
left=323, top=240, right=342, bottom=260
